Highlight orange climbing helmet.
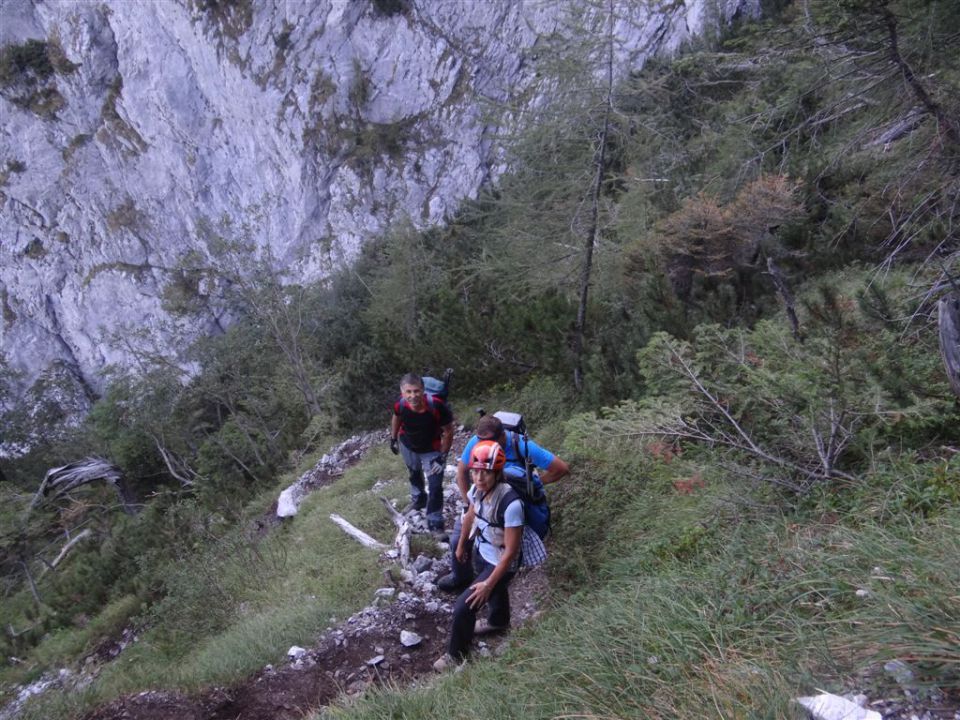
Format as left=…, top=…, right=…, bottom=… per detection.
left=468, top=440, right=506, bottom=471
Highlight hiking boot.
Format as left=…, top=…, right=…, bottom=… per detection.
left=432, top=653, right=462, bottom=673
left=437, top=573, right=467, bottom=593
left=474, top=618, right=510, bottom=636
left=401, top=499, right=427, bottom=514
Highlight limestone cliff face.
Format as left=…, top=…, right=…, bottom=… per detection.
left=0, top=0, right=756, bottom=409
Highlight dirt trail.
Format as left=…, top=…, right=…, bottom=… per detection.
left=80, top=567, right=546, bottom=720
left=79, top=431, right=550, bottom=720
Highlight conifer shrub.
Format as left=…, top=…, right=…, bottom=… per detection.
left=566, top=269, right=956, bottom=500
left=0, top=38, right=75, bottom=118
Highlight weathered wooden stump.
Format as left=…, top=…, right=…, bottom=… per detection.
left=939, top=292, right=960, bottom=399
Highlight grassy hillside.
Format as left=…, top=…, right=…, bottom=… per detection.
left=320, top=270, right=960, bottom=718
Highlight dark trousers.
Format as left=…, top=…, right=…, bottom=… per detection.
left=447, top=513, right=473, bottom=585
left=398, top=443, right=444, bottom=529
left=447, top=557, right=514, bottom=660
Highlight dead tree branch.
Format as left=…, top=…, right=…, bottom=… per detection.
left=380, top=497, right=412, bottom=569
left=767, top=257, right=803, bottom=342
left=31, top=458, right=139, bottom=516
left=38, top=529, right=94, bottom=578
left=653, top=339, right=858, bottom=488
left=151, top=434, right=200, bottom=488
left=329, top=514, right=388, bottom=551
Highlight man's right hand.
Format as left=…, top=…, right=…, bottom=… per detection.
left=389, top=437, right=399, bottom=455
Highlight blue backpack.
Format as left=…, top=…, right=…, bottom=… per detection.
left=502, top=465, right=551, bottom=539
left=475, top=409, right=552, bottom=539
left=422, top=368, right=453, bottom=401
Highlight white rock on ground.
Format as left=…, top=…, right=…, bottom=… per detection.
left=795, top=693, right=882, bottom=720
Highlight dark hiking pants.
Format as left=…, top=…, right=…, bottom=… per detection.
left=399, top=443, right=444, bottom=529
left=447, top=558, right=514, bottom=660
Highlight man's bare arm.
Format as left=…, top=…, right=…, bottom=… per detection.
left=540, top=457, right=569, bottom=485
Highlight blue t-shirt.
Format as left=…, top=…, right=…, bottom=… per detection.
left=460, top=431, right=555, bottom=471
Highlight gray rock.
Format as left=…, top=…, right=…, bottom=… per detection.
left=286, top=645, right=308, bottom=660
left=400, top=630, right=422, bottom=647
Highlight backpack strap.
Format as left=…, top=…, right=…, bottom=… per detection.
left=510, top=432, right=535, bottom=500
left=400, top=394, right=442, bottom=424
left=475, top=484, right=524, bottom=567
left=425, top=394, right=442, bottom=423
left=475, top=485, right=520, bottom=530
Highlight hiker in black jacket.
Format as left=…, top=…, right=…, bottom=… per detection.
left=390, top=373, right=454, bottom=532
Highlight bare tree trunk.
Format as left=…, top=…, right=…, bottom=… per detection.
left=31, top=458, right=138, bottom=516
left=881, top=7, right=959, bottom=146
left=573, top=0, right=614, bottom=392
left=939, top=292, right=960, bottom=399
left=152, top=434, right=199, bottom=487
left=19, top=558, right=42, bottom=608
left=767, top=257, right=803, bottom=342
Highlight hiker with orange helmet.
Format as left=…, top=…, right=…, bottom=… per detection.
left=433, top=439, right=526, bottom=671
left=437, top=413, right=569, bottom=593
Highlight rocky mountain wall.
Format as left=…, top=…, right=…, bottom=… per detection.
left=0, top=0, right=757, bottom=413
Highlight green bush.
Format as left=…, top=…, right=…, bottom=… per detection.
left=0, top=39, right=54, bottom=86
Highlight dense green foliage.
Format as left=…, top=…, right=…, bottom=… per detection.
left=1, top=0, right=959, bottom=717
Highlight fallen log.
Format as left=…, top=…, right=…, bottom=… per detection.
left=380, top=497, right=411, bottom=569
left=329, top=514, right=388, bottom=551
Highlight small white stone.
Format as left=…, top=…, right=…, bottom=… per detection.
left=795, top=693, right=882, bottom=720
left=287, top=646, right=308, bottom=660
left=400, top=630, right=422, bottom=647
left=366, top=655, right=385, bottom=666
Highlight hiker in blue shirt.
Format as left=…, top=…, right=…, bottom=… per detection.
left=437, top=414, right=569, bottom=593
